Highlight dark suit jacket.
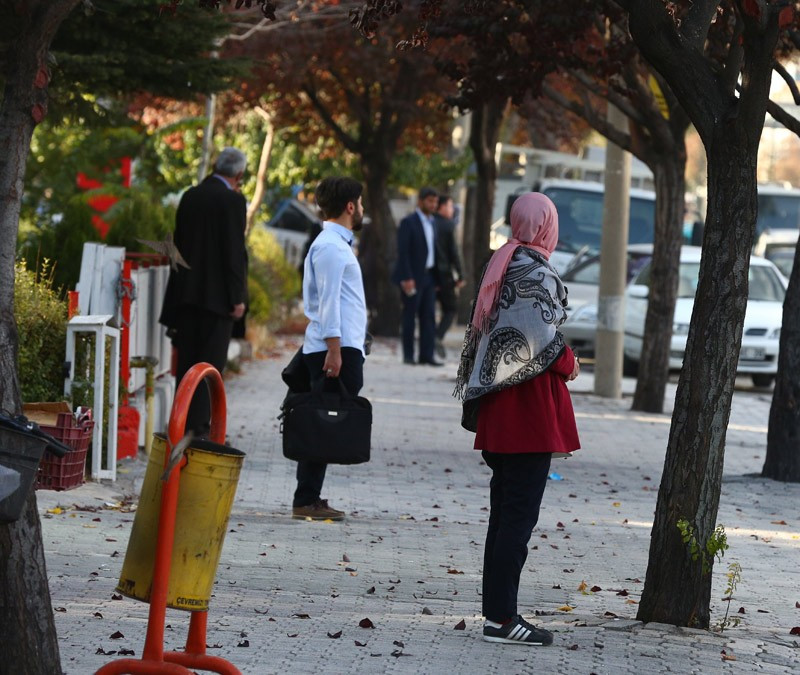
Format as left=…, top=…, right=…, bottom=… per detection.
left=392, top=211, right=437, bottom=286
left=433, top=214, right=463, bottom=285
left=159, top=176, right=248, bottom=329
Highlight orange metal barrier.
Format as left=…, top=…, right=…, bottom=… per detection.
left=96, top=362, right=240, bottom=675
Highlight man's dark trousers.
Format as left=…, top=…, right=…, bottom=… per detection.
left=400, top=269, right=436, bottom=363
left=435, top=279, right=457, bottom=342
left=174, top=306, right=233, bottom=436
left=293, top=347, right=364, bottom=508
left=481, top=450, right=552, bottom=622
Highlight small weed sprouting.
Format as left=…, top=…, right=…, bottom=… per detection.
left=715, top=562, right=743, bottom=632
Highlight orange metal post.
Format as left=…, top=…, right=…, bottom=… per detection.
left=67, top=290, right=80, bottom=319
left=97, top=363, right=239, bottom=675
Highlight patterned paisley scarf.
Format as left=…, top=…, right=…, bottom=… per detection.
left=454, top=247, right=568, bottom=431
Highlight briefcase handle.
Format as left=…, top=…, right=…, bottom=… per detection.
left=311, top=376, right=354, bottom=398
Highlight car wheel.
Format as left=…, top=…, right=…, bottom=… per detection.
left=751, top=374, right=774, bottom=388
left=623, top=354, right=639, bottom=378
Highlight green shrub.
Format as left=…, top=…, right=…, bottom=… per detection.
left=21, top=187, right=176, bottom=292
left=247, top=227, right=301, bottom=326
left=15, top=260, right=68, bottom=403
left=104, top=188, right=175, bottom=252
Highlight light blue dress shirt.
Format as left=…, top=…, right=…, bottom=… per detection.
left=416, top=208, right=436, bottom=269
left=302, top=222, right=368, bottom=356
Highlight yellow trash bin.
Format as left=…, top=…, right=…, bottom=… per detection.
left=116, top=433, right=245, bottom=611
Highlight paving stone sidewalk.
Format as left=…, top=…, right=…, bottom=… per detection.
left=38, top=336, right=800, bottom=674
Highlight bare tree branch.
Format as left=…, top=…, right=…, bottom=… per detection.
left=301, top=79, right=362, bottom=153
left=542, top=81, right=632, bottom=153
left=567, top=68, right=648, bottom=127
left=773, top=60, right=800, bottom=105
left=767, top=99, right=800, bottom=136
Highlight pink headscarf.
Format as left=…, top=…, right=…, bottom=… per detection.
left=471, top=192, right=559, bottom=331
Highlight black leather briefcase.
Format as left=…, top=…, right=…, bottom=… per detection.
left=279, top=379, right=371, bottom=465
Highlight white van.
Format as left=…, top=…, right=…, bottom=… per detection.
left=492, top=179, right=657, bottom=273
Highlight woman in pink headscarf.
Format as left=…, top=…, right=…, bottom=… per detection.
left=455, top=192, right=580, bottom=647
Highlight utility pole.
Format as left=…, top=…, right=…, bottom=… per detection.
left=594, top=104, right=631, bottom=398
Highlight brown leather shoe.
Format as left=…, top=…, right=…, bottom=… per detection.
left=292, top=499, right=345, bottom=521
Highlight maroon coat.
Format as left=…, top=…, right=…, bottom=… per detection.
left=474, top=346, right=580, bottom=455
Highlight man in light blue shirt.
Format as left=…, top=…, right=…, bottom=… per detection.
left=292, top=177, right=368, bottom=521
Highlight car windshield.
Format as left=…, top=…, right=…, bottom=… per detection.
left=543, top=188, right=655, bottom=254
left=766, top=248, right=795, bottom=278
left=563, top=253, right=651, bottom=285
left=634, top=261, right=786, bottom=302
left=757, top=194, right=800, bottom=233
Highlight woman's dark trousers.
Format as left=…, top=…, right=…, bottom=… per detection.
left=292, top=347, right=364, bottom=508
left=481, top=450, right=552, bottom=622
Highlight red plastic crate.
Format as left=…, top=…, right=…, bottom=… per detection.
left=36, top=420, right=94, bottom=491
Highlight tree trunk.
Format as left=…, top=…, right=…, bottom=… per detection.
left=762, top=237, right=800, bottom=481
left=245, top=107, right=275, bottom=238
left=637, top=132, right=759, bottom=628
left=458, top=99, right=505, bottom=322
left=631, top=153, right=685, bottom=412
left=0, top=2, right=80, bottom=672
left=359, top=150, right=400, bottom=336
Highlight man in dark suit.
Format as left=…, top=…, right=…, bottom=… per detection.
left=392, top=187, right=443, bottom=366
left=433, top=194, right=465, bottom=360
left=159, top=147, right=249, bottom=435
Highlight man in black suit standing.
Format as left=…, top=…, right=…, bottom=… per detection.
left=392, top=187, right=443, bottom=366
left=433, top=194, right=465, bottom=360
left=160, top=147, right=249, bottom=435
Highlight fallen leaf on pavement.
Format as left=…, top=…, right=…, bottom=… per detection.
left=591, top=586, right=602, bottom=593
left=327, top=631, right=342, bottom=639
left=109, top=631, right=124, bottom=639
left=366, top=586, right=375, bottom=594
left=293, top=613, right=311, bottom=619
left=790, top=627, right=800, bottom=635
left=422, top=607, right=433, bottom=615
left=393, top=640, right=405, bottom=648
left=359, top=618, right=375, bottom=629
left=354, top=640, right=366, bottom=647
left=342, top=554, right=350, bottom=562
left=118, top=649, right=134, bottom=656
left=721, top=650, right=736, bottom=661
left=557, top=605, right=574, bottom=612
left=770, top=520, right=788, bottom=525
left=453, top=619, right=466, bottom=630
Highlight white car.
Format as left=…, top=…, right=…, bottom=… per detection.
left=560, top=245, right=654, bottom=357
left=622, top=246, right=786, bottom=387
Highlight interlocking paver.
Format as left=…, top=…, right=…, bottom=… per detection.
left=36, top=333, right=800, bottom=674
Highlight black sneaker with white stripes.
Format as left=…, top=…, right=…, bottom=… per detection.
left=482, top=615, right=553, bottom=646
